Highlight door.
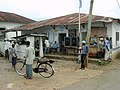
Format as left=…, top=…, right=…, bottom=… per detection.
left=59, top=33, right=66, bottom=52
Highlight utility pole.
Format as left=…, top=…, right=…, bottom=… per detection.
left=78, top=0, right=82, bottom=63
left=86, top=0, right=94, bottom=67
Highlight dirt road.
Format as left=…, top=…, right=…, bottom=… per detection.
left=60, top=59, right=120, bottom=90
left=0, top=57, right=103, bottom=90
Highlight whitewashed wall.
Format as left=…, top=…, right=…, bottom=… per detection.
left=21, top=23, right=108, bottom=47
left=16, top=45, right=26, bottom=59
left=109, top=22, right=120, bottom=58
left=26, top=37, right=34, bottom=48
left=0, top=22, right=23, bottom=39
left=0, top=41, right=4, bottom=54
left=22, top=25, right=69, bottom=47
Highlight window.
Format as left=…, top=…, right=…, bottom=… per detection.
left=0, top=27, right=6, bottom=41
left=68, top=29, right=76, bottom=37
left=116, top=32, right=119, bottom=46
left=116, top=32, right=119, bottom=41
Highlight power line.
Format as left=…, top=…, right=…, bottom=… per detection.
left=116, top=0, right=120, bottom=9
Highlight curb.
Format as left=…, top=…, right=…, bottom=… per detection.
left=44, top=54, right=100, bottom=63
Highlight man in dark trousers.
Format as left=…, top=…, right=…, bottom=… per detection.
left=80, top=41, right=89, bottom=70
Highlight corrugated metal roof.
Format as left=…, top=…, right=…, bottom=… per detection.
left=7, top=13, right=118, bottom=31
left=12, top=34, right=47, bottom=39
left=0, top=11, right=35, bottom=23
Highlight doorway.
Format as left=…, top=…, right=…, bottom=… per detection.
left=34, top=37, right=40, bottom=56
left=59, top=33, right=66, bottom=52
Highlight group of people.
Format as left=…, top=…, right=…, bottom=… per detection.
left=3, top=37, right=59, bottom=79
left=4, top=39, right=35, bottom=79
left=78, top=36, right=112, bottom=70
left=44, top=37, right=59, bottom=54
left=98, top=37, right=112, bottom=61
left=2, top=36, right=112, bottom=79
left=104, top=37, right=111, bottom=61
left=4, top=39, right=17, bottom=67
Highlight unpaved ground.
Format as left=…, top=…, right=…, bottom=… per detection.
left=0, top=57, right=104, bottom=90
left=59, top=59, right=120, bottom=90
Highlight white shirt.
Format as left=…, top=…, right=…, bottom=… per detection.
left=45, top=39, right=49, bottom=47
left=8, top=42, right=12, bottom=51
left=4, top=41, right=9, bottom=50
left=25, top=46, right=35, bottom=65
left=105, top=40, right=110, bottom=51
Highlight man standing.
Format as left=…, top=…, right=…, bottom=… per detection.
left=104, top=37, right=111, bottom=61
left=4, top=39, right=9, bottom=60
left=10, top=44, right=17, bottom=67
left=52, top=41, right=58, bottom=54
left=80, top=41, right=89, bottom=70
left=24, top=41, right=35, bottom=79
left=44, top=37, right=50, bottom=54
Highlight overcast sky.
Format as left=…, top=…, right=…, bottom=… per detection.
left=0, top=0, right=120, bottom=21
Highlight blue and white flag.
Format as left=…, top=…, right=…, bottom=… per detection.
left=79, top=0, right=82, bottom=8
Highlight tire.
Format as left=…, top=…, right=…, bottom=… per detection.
left=14, top=60, right=26, bottom=76
left=38, top=63, right=54, bottom=78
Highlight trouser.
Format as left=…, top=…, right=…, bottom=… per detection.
left=53, top=48, right=58, bottom=53
left=12, top=57, right=16, bottom=66
left=81, top=54, right=87, bottom=69
left=44, top=47, right=49, bottom=54
left=104, top=50, right=110, bottom=60
left=9, top=53, right=12, bottom=63
left=5, top=49, right=8, bottom=59
left=26, top=64, right=33, bottom=79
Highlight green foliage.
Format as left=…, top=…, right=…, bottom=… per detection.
left=97, top=60, right=110, bottom=66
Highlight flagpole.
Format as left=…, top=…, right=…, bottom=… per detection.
left=78, top=0, right=82, bottom=63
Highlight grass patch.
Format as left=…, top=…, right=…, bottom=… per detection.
left=97, top=59, right=111, bottom=66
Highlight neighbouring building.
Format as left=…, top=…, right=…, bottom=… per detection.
left=0, top=11, right=35, bottom=55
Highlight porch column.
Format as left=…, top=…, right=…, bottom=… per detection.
left=16, top=31, right=18, bottom=37
left=66, top=29, right=68, bottom=37
left=39, top=37, right=43, bottom=57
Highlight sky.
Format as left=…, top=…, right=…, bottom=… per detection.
left=0, top=0, right=120, bottom=21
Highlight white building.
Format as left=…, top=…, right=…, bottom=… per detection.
left=0, top=11, right=35, bottom=54
left=6, top=13, right=120, bottom=59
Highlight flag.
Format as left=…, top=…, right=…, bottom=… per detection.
left=79, top=0, right=82, bottom=8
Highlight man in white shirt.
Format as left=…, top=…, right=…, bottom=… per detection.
left=4, top=39, right=9, bottom=59
left=44, top=37, right=50, bottom=54
left=24, top=41, right=35, bottom=79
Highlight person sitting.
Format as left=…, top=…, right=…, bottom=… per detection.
left=52, top=41, right=58, bottom=54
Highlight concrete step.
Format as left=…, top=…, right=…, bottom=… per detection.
left=44, top=54, right=100, bottom=63
left=44, top=54, right=77, bottom=61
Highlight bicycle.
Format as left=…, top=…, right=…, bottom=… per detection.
left=14, top=57, right=55, bottom=78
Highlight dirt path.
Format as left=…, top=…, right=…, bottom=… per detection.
left=0, top=57, right=103, bottom=90
left=59, top=58, right=120, bottom=90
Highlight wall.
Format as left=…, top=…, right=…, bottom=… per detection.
left=110, top=22, right=120, bottom=59
left=0, top=22, right=23, bottom=39
left=22, top=25, right=69, bottom=47
left=0, top=41, right=4, bottom=54
left=16, top=45, right=26, bottom=59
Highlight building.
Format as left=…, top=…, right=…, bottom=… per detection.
left=0, top=11, right=35, bottom=40
left=0, top=11, right=35, bottom=55
left=6, top=13, right=120, bottom=59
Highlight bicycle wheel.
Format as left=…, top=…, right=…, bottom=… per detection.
left=14, top=60, right=26, bottom=76
left=38, top=63, right=54, bottom=78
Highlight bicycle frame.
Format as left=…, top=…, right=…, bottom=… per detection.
left=15, top=57, right=54, bottom=78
